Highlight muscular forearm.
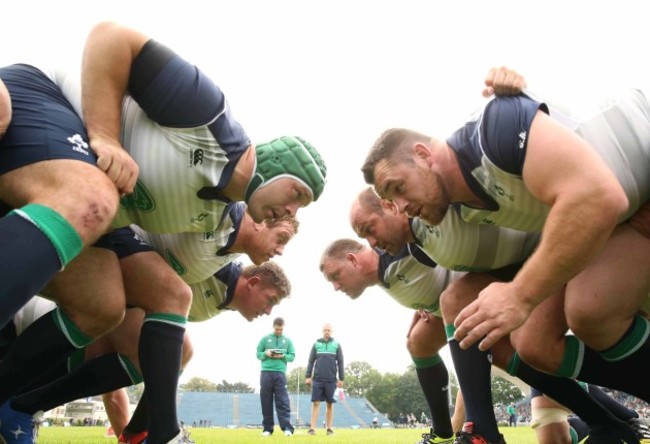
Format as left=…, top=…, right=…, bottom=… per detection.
left=0, top=78, right=11, bottom=138
left=81, top=22, right=148, bottom=143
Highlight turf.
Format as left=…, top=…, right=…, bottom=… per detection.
left=37, top=425, right=540, bottom=443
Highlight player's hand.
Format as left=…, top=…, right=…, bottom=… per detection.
left=629, top=199, right=650, bottom=239
left=483, top=66, right=527, bottom=98
left=89, top=134, right=139, bottom=195
left=453, top=281, right=534, bottom=351
left=305, top=377, right=312, bottom=386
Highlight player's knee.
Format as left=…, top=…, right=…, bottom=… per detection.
left=93, top=304, right=126, bottom=337
left=74, top=180, right=120, bottom=242
left=66, top=301, right=125, bottom=339
left=531, top=407, right=571, bottom=444
left=565, top=305, right=605, bottom=338
left=153, top=277, right=192, bottom=316
left=515, top=341, right=549, bottom=372
left=171, top=280, right=193, bottom=315
left=439, top=287, right=464, bottom=319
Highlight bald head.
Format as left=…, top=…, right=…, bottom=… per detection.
left=349, top=187, right=413, bottom=255
left=322, top=323, right=333, bottom=340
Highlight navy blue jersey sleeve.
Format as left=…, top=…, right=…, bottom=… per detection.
left=336, top=345, right=344, bottom=380
left=128, top=41, right=249, bottom=150
left=480, top=95, right=548, bottom=174
left=306, top=345, right=317, bottom=377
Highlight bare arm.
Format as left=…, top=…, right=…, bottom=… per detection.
left=455, top=111, right=628, bottom=350
left=0, top=78, right=11, bottom=138
left=513, top=111, right=627, bottom=305
left=81, top=22, right=148, bottom=194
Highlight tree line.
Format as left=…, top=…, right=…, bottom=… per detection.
left=174, top=361, right=526, bottom=423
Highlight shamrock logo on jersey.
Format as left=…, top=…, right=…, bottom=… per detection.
left=119, top=180, right=156, bottom=212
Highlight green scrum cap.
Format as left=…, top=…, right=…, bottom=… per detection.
left=245, top=136, right=327, bottom=202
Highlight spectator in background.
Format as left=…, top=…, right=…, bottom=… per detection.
left=507, top=403, right=517, bottom=427
left=257, top=317, right=295, bottom=437
left=305, top=323, right=344, bottom=436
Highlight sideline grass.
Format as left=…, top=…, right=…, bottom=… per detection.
left=38, top=425, right=540, bottom=443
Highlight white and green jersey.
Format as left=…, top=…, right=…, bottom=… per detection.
left=130, top=202, right=245, bottom=284
left=187, top=262, right=241, bottom=322
left=410, top=210, right=539, bottom=273
left=53, top=40, right=250, bottom=234
left=448, top=89, right=650, bottom=231
left=378, top=244, right=465, bottom=316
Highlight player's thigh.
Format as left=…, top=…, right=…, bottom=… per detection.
left=565, top=223, right=650, bottom=333
left=0, top=160, right=118, bottom=242
left=120, top=250, right=192, bottom=315
left=46, top=246, right=125, bottom=336
left=439, top=272, right=499, bottom=322
left=0, top=66, right=119, bottom=241
left=406, top=313, right=446, bottom=357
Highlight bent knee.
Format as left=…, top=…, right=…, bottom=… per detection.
left=566, top=308, right=607, bottom=339
left=515, top=343, right=552, bottom=372
left=144, top=279, right=193, bottom=316
left=75, top=304, right=125, bottom=339
left=73, top=181, right=120, bottom=241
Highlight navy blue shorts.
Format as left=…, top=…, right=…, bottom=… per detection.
left=0, top=64, right=97, bottom=174
left=311, top=380, right=337, bottom=403
left=110, top=226, right=155, bottom=259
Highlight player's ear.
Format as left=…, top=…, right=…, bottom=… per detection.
left=380, top=198, right=398, bottom=214
left=346, top=252, right=358, bottom=266
left=413, top=142, right=431, bottom=162
left=248, top=276, right=261, bottom=287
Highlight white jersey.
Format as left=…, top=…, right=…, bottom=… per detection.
left=188, top=262, right=241, bottom=322
left=378, top=244, right=465, bottom=316
left=51, top=41, right=250, bottom=234
left=410, top=210, right=539, bottom=273
left=449, top=89, right=650, bottom=231
left=130, top=202, right=245, bottom=284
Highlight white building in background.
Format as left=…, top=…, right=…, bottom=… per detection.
left=41, top=397, right=136, bottom=426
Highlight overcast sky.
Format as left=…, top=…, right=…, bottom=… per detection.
left=2, top=1, right=647, bottom=390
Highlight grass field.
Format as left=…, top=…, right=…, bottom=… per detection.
left=37, top=426, right=540, bottom=443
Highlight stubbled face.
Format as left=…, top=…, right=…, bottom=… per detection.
left=247, top=178, right=313, bottom=222
left=273, top=323, right=284, bottom=335
left=238, top=284, right=282, bottom=322
left=373, top=158, right=450, bottom=225
left=321, top=257, right=367, bottom=299
left=247, top=221, right=295, bottom=265
left=322, top=325, right=332, bottom=340
left=350, top=202, right=411, bottom=255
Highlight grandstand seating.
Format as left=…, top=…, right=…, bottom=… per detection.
left=176, top=391, right=392, bottom=429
